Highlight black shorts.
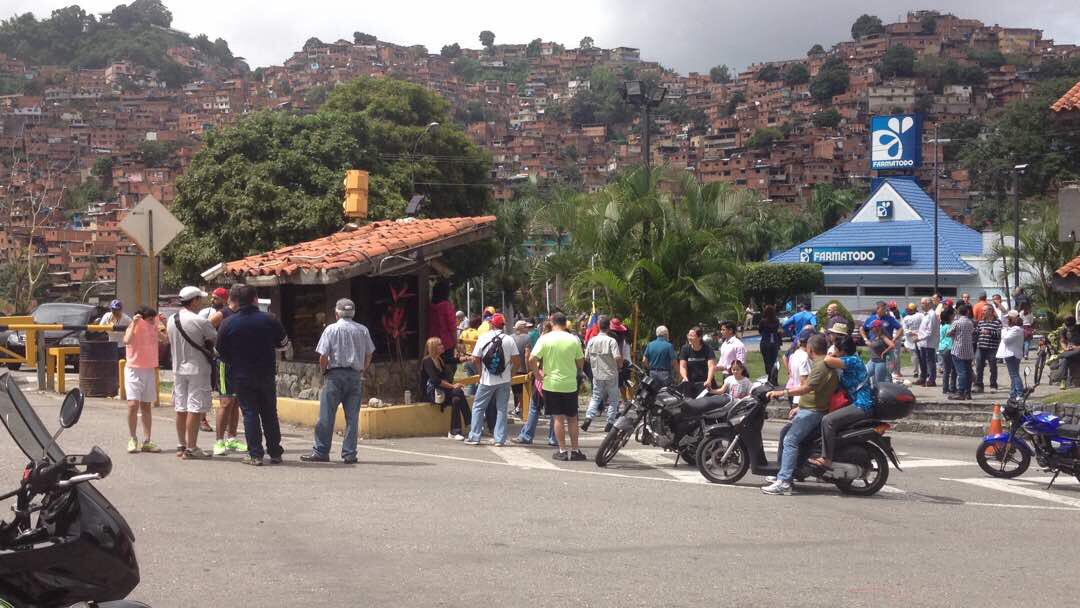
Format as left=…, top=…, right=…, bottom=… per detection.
left=543, top=390, right=579, bottom=417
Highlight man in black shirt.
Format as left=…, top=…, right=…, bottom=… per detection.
left=216, top=284, right=290, bottom=466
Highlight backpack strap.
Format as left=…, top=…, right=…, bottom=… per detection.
left=173, top=313, right=215, bottom=365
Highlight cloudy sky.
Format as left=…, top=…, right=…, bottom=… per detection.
left=7, top=0, right=1080, bottom=73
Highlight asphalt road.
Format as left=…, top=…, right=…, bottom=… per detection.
left=2, top=387, right=1079, bottom=607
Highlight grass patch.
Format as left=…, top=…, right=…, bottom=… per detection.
left=1041, top=389, right=1080, bottom=405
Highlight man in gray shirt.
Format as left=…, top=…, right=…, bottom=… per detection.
left=581, top=316, right=623, bottom=433
left=301, top=298, right=375, bottom=464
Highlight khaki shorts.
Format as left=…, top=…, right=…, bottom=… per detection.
left=124, top=366, right=157, bottom=403
left=173, top=374, right=212, bottom=414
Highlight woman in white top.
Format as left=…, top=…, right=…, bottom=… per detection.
left=996, top=311, right=1026, bottom=400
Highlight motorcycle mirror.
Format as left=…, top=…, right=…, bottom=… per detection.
left=1024, top=367, right=1030, bottom=380
left=59, top=388, right=85, bottom=429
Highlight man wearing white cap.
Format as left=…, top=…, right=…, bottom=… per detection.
left=167, top=286, right=217, bottom=459
left=301, top=299, right=375, bottom=464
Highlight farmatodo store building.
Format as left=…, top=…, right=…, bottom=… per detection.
left=769, top=114, right=1027, bottom=312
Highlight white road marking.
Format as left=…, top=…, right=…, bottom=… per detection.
left=489, top=446, right=559, bottom=470
left=943, top=477, right=1080, bottom=509
left=879, top=485, right=906, bottom=494
left=899, top=458, right=973, bottom=469
left=1021, top=475, right=1080, bottom=486
left=617, top=448, right=707, bottom=484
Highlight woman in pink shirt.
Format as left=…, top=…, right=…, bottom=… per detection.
left=123, top=306, right=168, bottom=453
left=428, top=281, right=459, bottom=377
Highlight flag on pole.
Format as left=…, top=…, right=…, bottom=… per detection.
left=584, top=302, right=599, bottom=345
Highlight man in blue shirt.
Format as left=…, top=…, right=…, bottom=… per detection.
left=860, top=301, right=903, bottom=344
left=642, top=325, right=677, bottom=387
left=783, top=303, right=817, bottom=338
left=216, top=284, right=290, bottom=466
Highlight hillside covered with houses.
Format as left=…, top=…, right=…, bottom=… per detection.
left=1, top=2, right=1079, bottom=307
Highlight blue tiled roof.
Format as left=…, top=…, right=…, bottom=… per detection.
left=770, top=178, right=982, bottom=275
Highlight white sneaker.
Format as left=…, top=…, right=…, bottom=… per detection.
left=453, top=434, right=466, bottom=441
left=765, top=475, right=778, bottom=483
left=447, top=433, right=455, bottom=440
left=761, top=480, right=792, bottom=495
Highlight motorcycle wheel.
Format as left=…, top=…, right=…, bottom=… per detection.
left=976, top=439, right=1030, bottom=478
left=595, top=427, right=631, bottom=467
left=695, top=435, right=749, bottom=484
left=835, top=444, right=889, bottom=496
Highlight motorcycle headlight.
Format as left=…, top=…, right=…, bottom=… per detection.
left=60, top=336, right=79, bottom=346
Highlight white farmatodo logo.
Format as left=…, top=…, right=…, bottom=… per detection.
left=872, top=116, right=915, bottom=167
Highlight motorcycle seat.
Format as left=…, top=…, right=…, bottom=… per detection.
left=841, top=418, right=882, bottom=432
left=683, top=395, right=732, bottom=417
left=1057, top=424, right=1080, bottom=438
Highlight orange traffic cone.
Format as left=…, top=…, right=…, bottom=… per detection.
left=984, top=403, right=1004, bottom=457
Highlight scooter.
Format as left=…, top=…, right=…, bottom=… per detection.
left=694, top=380, right=914, bottom=496
left=0, top=371, right=148, bottom=607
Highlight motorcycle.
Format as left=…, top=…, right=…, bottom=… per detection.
left=976, top=369, right=1080, bottom=487
left=0, top=371, right=147, bottom=607
left=594, top=363, right=734, bottom=468
left=695, top=380, right=914, bottom=496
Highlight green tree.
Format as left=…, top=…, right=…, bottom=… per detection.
left=479, top=30, right=495, bottom=49
left=810, top=57, right=850, bottom=102
left=747, top=127, right=783, bottom=149
left=812, top=108, right=842, bottom=128
left=723, top=91, right=746, bottom=116
left=756, top=64, right=781, bottom=82
left=353, top=31, right=376, bottom=45
left=579, top=36, right=594, bottom=49
left=526, top=38, right=542, bottom=57
left=967, top=48, right=1006, bottom=69
left=807, top=44, right=826, bottom=56
left=164, top=77, right=492, bottom=282
left=440, top=43, right=461, bottom=58
left=783, top=63, right=810, bottom=85
left=878, top=44, right=916, bottom=78
left=851, top=14, right=885, bottom=39
left=137, top=140, right=177, bottom=167
left=742, top=263, right=825, bottom=308
left=709, top=64, right=731, bottom=84
left=91, top=156, right=114, bottom=179
left=920, top=13, right=939, bottom=34
left=303, top=37, right=324, bottom=50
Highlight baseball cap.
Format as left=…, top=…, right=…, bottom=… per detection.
left=212, top=287, right=228, bottom=300
left=944, top=298, right=954, bottom=307
left=906, top=302, right=917, bottom=311
left=335, top=298, right=356, bottom=313
left=514, top=320, right=528, bottom=330
left=178, top=286, right=207, bottom=303
left=491, top=313, right=505, bottom=329
left=871, top=319, right=883, bottom=329
left=484, top=306, right=496, bottom=315
left=109, top=299, right=122, bottom=310
left=610, top=318, right=628, bottom=333
left=798, top=326, right=815, bottom=342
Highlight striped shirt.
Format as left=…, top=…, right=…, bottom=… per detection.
left=975, top=319, right=1002, bottom=350
left=949, top=316, right=975, bottom=360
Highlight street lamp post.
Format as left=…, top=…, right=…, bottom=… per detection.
left=1012, top=164, right=1028, bottom=291
left=620, top=81, right=668, bottom=172
left=927, top=128, right=951, bottom=296
left=409, top=121, right=440, bottom=196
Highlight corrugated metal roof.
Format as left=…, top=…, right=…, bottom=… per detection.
left=770, top=177, right=981, bottom=274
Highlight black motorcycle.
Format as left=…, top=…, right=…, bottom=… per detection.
left=694, top=380, right=914, bottom=496
left=0, top=372, right=147, bottom=608
left=595, top=364, right=734, bottom=467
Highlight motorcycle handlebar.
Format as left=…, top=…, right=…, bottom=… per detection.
left=57, top=473, right=101, bottom=488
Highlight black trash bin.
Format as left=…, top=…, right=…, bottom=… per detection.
left=79, top=337, right=119, bottom=398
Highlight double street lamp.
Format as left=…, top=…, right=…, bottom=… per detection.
left=620, top=80, right=667, bottom=171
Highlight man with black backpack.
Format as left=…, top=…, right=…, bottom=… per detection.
left=465, top=313, right=521, bottom=446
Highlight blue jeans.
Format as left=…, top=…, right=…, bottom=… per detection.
left=469, top=382, right=510, bottom=443
left=866, top=359, right=889, bottom=388
left=517, top=391, right=556, bottom=445
left=463, top=362, right=477, bottom=396
left=955, top=356, right=973, bottom=394
left=1004, top=356, right=1023, bottom=399
left=779, top=409, right=823, bottom=482
left=585, top=377, right=621, bottom=425
left=313, top=369, right=363, bottom=460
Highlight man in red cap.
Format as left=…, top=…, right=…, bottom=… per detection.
left=465, top=313, right=521, bottom=446
left=200, top=286, right=246, bottom=455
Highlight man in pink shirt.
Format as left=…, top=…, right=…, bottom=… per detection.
left=717, top=320, right=747, bottom=377
left=123, top=306, right=168, bottom=453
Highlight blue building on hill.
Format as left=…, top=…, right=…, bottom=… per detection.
left=769, top=176, right=1018, bottom=312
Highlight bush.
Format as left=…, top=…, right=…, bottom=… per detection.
left=816, top=299, right=855, bottom=332
left=742, top=263, right=824, bottom=308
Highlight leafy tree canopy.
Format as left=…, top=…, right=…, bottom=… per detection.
left=709, top=64, right=731, bottom=84
left=526, top=38, right=542, bottom=57
left=440, top=42, right=461, bottom=58
left=783, top=63, right=810, bottom=85
left=807, top=44, right=826, bottom=56
left=742, top=263, right=824, bottom=309
left=878, top=44, right=916, bottom=79
left=353, top=31, right=376, bottom=45
left=811, top=108, right=842, bottom=128
left=756, top=64, right=782, bottom=82
left=810, top=56, right=850, bottom=102
left=580, top=36, right=594, bottom=49
left=479, top=30, right=495, bottom=48
left=164, top=77, right=492, bottom=282
left=851, top=14, right=885, bottom=39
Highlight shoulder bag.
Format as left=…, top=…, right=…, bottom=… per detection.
left=173, top=314, right=222, bottom=392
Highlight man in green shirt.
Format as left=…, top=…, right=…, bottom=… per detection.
left=529, top=312, right=586, bottom=461
left=763, top=334, right=837, bottom=495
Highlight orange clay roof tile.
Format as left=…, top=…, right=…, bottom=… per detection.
left=1051, top=80, right=1080, bottom=112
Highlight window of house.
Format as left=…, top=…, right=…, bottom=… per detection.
left=822, top=286, right=857, bottom=296
left=912, top=286, right=957, bottom=297
left=864, top=286, right=907, bottom=297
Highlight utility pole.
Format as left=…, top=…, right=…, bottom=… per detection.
left=1012, top=164, right=1027, bottom=292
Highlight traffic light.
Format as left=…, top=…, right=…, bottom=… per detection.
left=343, top=170, right=368, bottom=219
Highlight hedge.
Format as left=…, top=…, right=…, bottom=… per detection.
left=742, top=263, right=825, bottom=307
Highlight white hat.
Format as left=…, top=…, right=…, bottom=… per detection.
left=179, top=286, right=207, bottom=302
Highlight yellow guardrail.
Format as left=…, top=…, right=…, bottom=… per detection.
left=0, top=319, right=122, bottom=370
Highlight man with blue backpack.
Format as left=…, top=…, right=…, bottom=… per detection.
left=466, top=313, right=521, bottom=446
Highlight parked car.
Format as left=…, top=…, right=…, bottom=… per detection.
left=3, top=303, right=106, bottom=371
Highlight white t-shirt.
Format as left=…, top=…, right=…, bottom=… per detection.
left=785, top=349, right=811, bottom=404
left=723, top=375, right=752, bottom=399
left=471, top=330, right=520, bottom=386
left=99, top=311, right=132, bottom=326
left=585, top=333, right=621, bottom=381
left=902, top=313, right=922, bottom=349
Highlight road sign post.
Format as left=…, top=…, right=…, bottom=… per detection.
left=118, top=196, right=184, bottom=306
